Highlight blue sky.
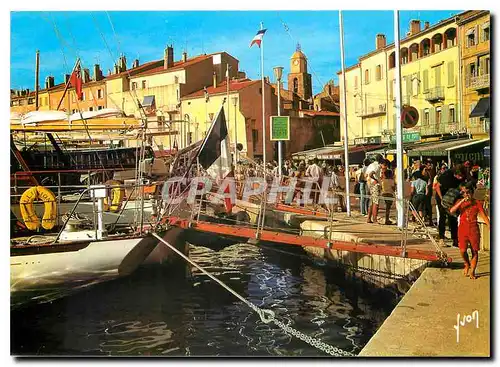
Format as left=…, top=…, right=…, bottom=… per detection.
left=11, top=10, right=462, bottom=95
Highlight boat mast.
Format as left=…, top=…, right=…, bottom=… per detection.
left=394, top=10, right=405, bottom=229
left=339, top=11, right=351, bottom=216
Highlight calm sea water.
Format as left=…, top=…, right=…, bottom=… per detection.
left=11, top=243, right=399, bottom=356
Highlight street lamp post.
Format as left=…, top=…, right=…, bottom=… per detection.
left=231, top=96, right=238, bottom=165
left=273, top=66, right=284, bottom=178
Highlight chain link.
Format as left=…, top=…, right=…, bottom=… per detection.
left=152, top=232, right=355, bottom=357
left=272, top=318, right=355, bottom=357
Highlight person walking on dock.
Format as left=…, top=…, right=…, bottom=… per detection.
left=358, top=159, right=370, bottom=216
left=435, top=166, right=466, bottom=247
left=305, top=158, right=323, bottom=205
left=366, top=154, right=384, bottom=224
left=381, top=169, right=395, bottom=225
left=423, top=159, right=436, bottom=226
left=410, top=170, right=428, bottom=223
left=449, top=182, right=490, bottom=279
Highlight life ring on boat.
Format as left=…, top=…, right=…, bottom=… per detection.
left=103, top=180, right=125, bottom=213
left=19, top=186, right=57, bottom=231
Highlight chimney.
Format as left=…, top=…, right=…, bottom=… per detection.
left=64, top=74, right=70, bottom=84
left=410, top=19, right=421, bottom=35
left=182, top=51, right=187, bottom=62
left=237, top=71, right=246, bottom=79
left=45, top=76, right=55, bottom=89
left=264, top=76, right=270, bottom=84
left=113, top=64, right=119, bottom=74
left=83, top=68, right=91, bottom=83
left=424, top=21, right=430, bottom=30
left=375, top=34, right=387, bottom=50
left=213, top=72, right=217, bottom=88
left=94, top=64, right=103, bottom=81
left=118, top=55, right=127, bottom=72
left=164, top=45, right=174, bottom=69
left=132, top=59, right=139, bottom=68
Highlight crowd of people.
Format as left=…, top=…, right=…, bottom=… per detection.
left=190, top=153, right=491, bottom=279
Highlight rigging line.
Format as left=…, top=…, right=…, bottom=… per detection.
left=99, top=12, right=162, bottom=151
left=48, top=14, right=107, bottom=171
left=103, top=11, right=145, bottom=113
left=90, top=12, right=158, bottom=150
left=63, top=13, right=100, bottom=109
left=276, top=14, right=369, bottom=153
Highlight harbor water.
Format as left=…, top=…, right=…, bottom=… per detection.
left=11, top=243, right=399, bottom=356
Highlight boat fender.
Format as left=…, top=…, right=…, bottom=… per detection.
left=103, top=180, right=125, bottom=213
left=19, top=186, right=57, bottom=231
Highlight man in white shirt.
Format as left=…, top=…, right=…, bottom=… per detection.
left=305, top=158, right=321, bottom=179
left=305, top=158, right=323, bottom=204
left=366, top=154, right=384, bottom=223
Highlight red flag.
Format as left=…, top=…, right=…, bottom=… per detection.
left=69, top=64, right=83, bottom=100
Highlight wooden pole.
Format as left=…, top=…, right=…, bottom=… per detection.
left=35, top=50, right=40, bottom=111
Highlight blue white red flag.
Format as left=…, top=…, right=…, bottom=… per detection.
left=250, top=29, right=267, bottom=48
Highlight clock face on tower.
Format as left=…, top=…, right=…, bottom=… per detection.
left=293, top=59, right=300, bottom=66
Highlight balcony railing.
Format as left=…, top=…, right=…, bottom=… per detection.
left=424, top=87, right=445, bottom=102
left=419, top=122, right=456, bottom=136
left=467, top=74, right=490, bottom=90
left=359, top=103, right=386, bottom=117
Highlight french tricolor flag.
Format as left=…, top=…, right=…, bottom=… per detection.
left=250, top=29, right=267, bottom=48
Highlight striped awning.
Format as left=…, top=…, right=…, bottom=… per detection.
left=470, top=97, right=490, bottom=118
left=292, top=144, right=384, bottom=160
left=407, top=138, right=472, bottom=157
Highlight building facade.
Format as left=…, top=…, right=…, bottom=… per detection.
left=458, top=10, right=490, bottom=137
left=338, top=13, right=477, bottom=145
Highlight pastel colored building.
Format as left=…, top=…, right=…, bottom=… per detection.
left=458, top=10, right=490, bottom=137
left=338, top=12, right=478, bottom=144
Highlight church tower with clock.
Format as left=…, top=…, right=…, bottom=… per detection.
left=288, top=43, right=313, bottom=101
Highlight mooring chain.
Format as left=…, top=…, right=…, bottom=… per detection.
left=150, top=232, right=354, bottom=357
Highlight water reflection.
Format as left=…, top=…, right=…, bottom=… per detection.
left=11, top=243, right=398, bottom=356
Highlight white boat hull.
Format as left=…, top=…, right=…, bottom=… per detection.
left=11, top=235, right=158, bottom=307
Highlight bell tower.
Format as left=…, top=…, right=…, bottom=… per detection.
left=288, top=43, right=312, bottom=101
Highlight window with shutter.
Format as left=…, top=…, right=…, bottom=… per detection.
left=434, top=65, right=442, bottom=87
left=448, top=61, right=454, bottom=86
left=405, top=76, right=411, bottom=97
left=412, top=73, right=419, bottom=96
left=423, top=70, right=429, bottom=92
left=429, top=107, right=435, bottom=125
left=423, top=109, right=430, bottom=126
left=442, top=105, right=448, bottom=124
left=449, top=104, right=455, bottom=123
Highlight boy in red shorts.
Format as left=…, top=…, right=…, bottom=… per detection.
left=449, top=182, right=490, bottom=279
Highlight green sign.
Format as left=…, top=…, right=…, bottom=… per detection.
left=270, top=116, right=290, bottom=141
left=391, top=131, right=421, bottom=143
